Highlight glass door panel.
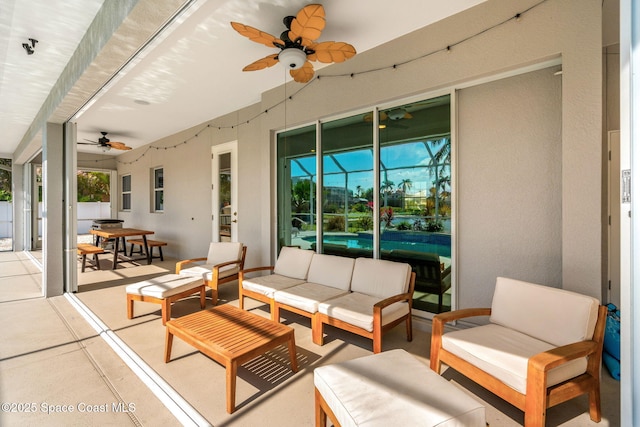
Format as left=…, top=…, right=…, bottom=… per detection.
left=321, top=114, right=373, bottom=258
left=379, top=95, right=452, bottom=313
left=277, top=125, right=317, bottom=251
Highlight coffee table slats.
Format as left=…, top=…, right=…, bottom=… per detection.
left=165, top=304, right=297, bottom=413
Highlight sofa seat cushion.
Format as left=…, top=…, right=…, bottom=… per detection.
left=242, top=274, right=305, bottom=298
left=273, top=246, right=314, bottom=280
left=125, top=274, right=204, bottom=299
left=441, top=324, right=588, bottom=394
left=318, top=292, right=409, bottom=332
left=350, top=258, right=411, bottom=299
left=306, top=253, right=355, bottom=291
left=274, top=282, right=350, bottom=314
left=314, top=349, right=486, bottom=427
left=179, top=264, right=239, bottom=282
left=490, top=277, right=600, bottom=347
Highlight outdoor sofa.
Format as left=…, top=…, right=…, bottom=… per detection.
left=239, top=246, right=415, bottom=353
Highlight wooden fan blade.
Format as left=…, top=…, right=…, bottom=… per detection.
left=230, top=22, right=283, bottom=48
left=289, top=61, right=315, bottom=83
left=363, top=111, right=388, bottom=123
left=242, top=54, right=279, bottom=71
left=308, top=41, right=356, bottom=63
left=77, top=141, right=97, bottom=145
left=107, top=141, right=132, bottom=150
left=289, top=4, right=325, bottom=45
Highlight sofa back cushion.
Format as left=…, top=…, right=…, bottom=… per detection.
left=273, top=246, right=314, bottom=280
left=350, top=258, right=411, bottom=299
left=307, top=254, right=355, bottom=291
left=206, top=242, right=243, bottom=267
left=490, top=277, right=600, bottom=347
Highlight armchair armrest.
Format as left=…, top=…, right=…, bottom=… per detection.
left=175, top=257, right=207, bottom=274
left=210, top=258, right=244, bottom=283
left=430, top=307, right=491, bottom=372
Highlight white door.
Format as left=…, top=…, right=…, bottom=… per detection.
left=212, top=142, right=238, bottom=242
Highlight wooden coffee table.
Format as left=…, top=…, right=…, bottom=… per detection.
left=164, top=304, right=298, bottom=413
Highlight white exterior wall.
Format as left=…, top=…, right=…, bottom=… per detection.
left=115, top=0, right=603, bottom=303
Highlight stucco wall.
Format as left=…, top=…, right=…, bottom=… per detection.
left=116, top=0, right=603, bottom=303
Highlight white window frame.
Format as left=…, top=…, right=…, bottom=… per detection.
left=152, top=167, right=164, bottom=213
left=121, top=174, right=131, bottom=211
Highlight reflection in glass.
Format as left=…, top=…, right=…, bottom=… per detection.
left=276, top=95, right=452, bottom=314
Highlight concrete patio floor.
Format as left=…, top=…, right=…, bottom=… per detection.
left=0, top=249, right=621, bottom=426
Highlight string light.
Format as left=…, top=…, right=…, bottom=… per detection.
left=86, top=0, right=547, bottom=166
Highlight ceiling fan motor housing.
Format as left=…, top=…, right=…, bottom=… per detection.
left=278, top=48, right=307, bottom=69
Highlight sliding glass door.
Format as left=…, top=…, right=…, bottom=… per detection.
left=277, top=94, right=452, bottom=314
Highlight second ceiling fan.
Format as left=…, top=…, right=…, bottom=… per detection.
left=78, top=132, right=132, bottom=152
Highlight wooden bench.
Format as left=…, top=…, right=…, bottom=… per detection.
left=128, top=239, right=167, bottom=261
left=77, top=243, right=104, bottom=272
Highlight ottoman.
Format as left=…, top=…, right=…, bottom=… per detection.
left=126, top=274, right=206, bottom=325
left=314, top=349, right=485, bottom=427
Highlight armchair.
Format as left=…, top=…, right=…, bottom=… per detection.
left=176, top=242, right=246, bottom=305
left=430, top=277, right=606, bottom=427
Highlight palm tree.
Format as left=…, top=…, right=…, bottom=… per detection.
left=424, top=137, right=451, bottom=222
left=398, top=178, right=413, bottom=209
left=381, top=179, right=394, bottom=206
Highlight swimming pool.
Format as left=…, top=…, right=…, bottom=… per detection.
left=302, top=231, right=451, bottom=257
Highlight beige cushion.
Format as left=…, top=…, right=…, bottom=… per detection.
left=241, top=274, right=304, bottom=298
left=490, top=277, right=600, bottom=346
left=350, top=258, right=411, bottom=299
left=306, top=253, right=355, bottom=291
left=314, top=349, right=486, bottom=427
left=179, top=264, right=240, bottom=282
left=126, top=274, right=203, bottom=299
left=206, top=242, right=243, bottom=268
left=273, top=247, right=314, bottom=280
left=317, top=292, right=409, bottom=332
left=441, top=324, right=588, bottom=394
left=274, top=283, right=349, bottom=314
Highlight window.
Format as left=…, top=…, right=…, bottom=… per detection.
left=277, top=95, right=452, bottom=315
left=152, top=167, right=163, bottom=212
left=121, top=174, right=131, bottom=211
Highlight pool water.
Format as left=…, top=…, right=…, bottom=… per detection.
left=303, top=232, right=451, bottom=258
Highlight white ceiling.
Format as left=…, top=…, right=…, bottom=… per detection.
left=0, top=0, right=485, bottom=157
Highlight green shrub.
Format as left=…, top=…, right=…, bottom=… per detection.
left=396, top=221, right=412, bottom=230
left=326, top=216, right=345, bottom=231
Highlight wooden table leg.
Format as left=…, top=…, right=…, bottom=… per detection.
left=142, top=235, right=151, bottom=264
left=226, top=361, right=238, bottom=413
left=164, top=328, right=174, bottom=363
left=112, top=236, right=120, bottom=270
left=288, top=333, right=298, bottom=372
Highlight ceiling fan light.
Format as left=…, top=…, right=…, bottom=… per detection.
left=278, top=48, right=306, bottom=70
left=387, top=108, right=407, bottom=121
left=101, top=145, right=111, bottom=152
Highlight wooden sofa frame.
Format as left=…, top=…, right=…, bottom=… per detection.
left=430, top=304, right=607, bottom=427
left=311, top=272, right=415, bottom=354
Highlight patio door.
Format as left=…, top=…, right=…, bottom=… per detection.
left=212, top=142, right=238, bottom=242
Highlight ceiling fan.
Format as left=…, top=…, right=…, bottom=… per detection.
left=78, top=132, right=132, bottom=152
left=363, top=108, right=413, bottom=128
left=231, top=4, right=356, bottom=83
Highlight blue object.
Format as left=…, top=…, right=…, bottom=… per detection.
left=604, top=303, right=621, bottom=361
left=603, top=350, right=621, bottom=381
